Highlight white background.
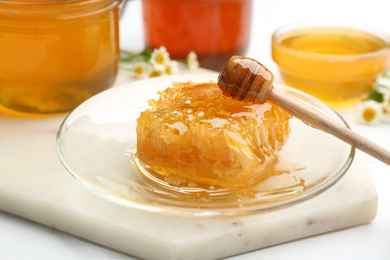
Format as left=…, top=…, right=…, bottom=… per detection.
left=1, top=0, right=390, bottom=259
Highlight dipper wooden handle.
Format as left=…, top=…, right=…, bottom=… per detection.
left=218, top=56, right=390, bottom=166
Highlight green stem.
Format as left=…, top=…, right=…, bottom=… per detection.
left=120, top=46, right=153, bottom=63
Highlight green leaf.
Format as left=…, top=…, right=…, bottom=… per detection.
left=367, top=88, right=384, bottom=102
left=119, top=46, right=153, bottom=63
left=139, top=45, right=153, bottom=60
left=120, top=50, right=139, bottom=62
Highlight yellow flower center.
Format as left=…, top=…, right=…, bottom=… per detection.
left=155, top=53, right=165, bottom=65
left=166, top=65, right=171, bottom=75
left=363, top=107, right=376, bottom=122
left=150, top=71, right=162, bottom=78
left=134, top=66, right=143, bottom=75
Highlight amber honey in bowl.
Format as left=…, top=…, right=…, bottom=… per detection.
left=272, top=24, right=390, bottom=106
left=0, top=0, right=121, bottom=114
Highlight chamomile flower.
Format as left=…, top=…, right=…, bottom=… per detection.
left=120, top=47, right=200, bottom=79
left=382, top=108, right=390, bottom=123
left=166, top=60, right=179, bottom=75
left=187, top=51, right=199, bottom=71
left=132, top=61, right=152, bottom=79
left=381, top=92, right=390, bottom=123
left=382, top=91, right=390, bottom=106
left=378, top=68, right=390, bottom=91
left=376, top=77, right=390, bottom=89
left=150, top=46, right=171, bottom=72
left=358, top=100, right=383, bottom=125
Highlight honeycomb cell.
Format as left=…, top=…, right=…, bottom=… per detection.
left=136, top=81, right=291, bottom=188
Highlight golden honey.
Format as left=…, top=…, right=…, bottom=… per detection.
left=136, top=82, right=291, bottom=189
left=272, top=26, right=390, bottom=106
left=0, top=0, right=121, bottom=114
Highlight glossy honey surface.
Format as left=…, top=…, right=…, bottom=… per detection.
left=136, top=82, right=291, bottom=189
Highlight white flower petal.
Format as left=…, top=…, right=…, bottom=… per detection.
left=357, top=100, right=383, bottom=125
left=187, top=51, right=199, bottom=71
left=376, top=77, right=390, bottom=88
left=382, top=110, right=390, bottom=123
left=166, top=60, right=179, bottom=75
left=150, top=46, right=171, bottom=72
left=133, top=62, right=152, bottom=79
left=382, top=92, right=390, bottom=106
left=381, top=92, right=390, bottom=123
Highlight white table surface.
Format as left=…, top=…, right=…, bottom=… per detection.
left=1, top=0, right=390, bottom=259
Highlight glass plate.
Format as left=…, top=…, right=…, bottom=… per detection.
left=56, top=74, right=354, bottom=217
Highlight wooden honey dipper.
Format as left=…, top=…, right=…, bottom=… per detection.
left=218, top=56, right=390, bottom=166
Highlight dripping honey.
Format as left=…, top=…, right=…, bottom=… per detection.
left=0, top=0, right=121, bottom=114
left=272, top=26, right=390, bottom=106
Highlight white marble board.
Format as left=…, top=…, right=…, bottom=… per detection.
left=0, top=71, right=378, bottom=260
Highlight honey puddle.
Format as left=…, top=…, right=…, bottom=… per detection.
left=133, top=150, right=307, bottom=205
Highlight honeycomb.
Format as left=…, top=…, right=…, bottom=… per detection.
left=136, top=82, right=291, bottom=189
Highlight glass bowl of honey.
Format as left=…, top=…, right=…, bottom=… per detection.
left=56, top=74, right=354, bottom=217
left=272, top=22, right=390, bottom=107
left=0, top=0, right=122, bottom=114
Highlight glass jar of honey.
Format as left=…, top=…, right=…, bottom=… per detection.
left=142, top=0, right=252, bottom=71
left=0, top=0, right=122, bottom=114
